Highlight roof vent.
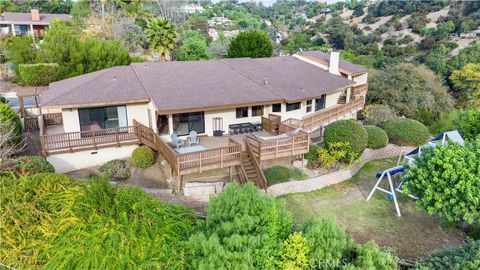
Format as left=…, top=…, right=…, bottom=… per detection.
left=143, top=63, right=148, bottom=68
left=31, top=9, right=40, bottom=21
left=112, top=75, right=117, bottom=81
left=263, top=78, right=268, bottom=87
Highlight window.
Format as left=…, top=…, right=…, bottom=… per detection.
left=236, top=107, right=248, bottom=118
left=157, top=114, right=169, bottom=135
left=272, top=103, right=281, bottom=112
left=286, top=102, right=301, bottom=112
left=78, top=105, right=127, bottom=131
left=315, top=94, right=326, bottom=111
left=172, top=111, right=205, bottom=136
left=252, top=105, right=264, bottom=117
left=306, top=100, right=312, bottom=113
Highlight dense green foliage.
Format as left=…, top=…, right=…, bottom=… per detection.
left=404, top=142, right=480, bottom=224
left=367, top=64, right=454, bottom=123
left=450, top=63, right=480, bottom=106
left=6, top=156, right=55, bottom=176
left=3, top=36, right=37, bottom=77
left=18, top=63, right=59, bottom=86
left=324, top=119, right=368, bottom=162
left=456, top=109, right=480, bottom=141
left=428, top=110, right=462, bottom=136
left=0, top=103, right=22, bottom=145
left=176, top=31, right=211, bottom=61
left=365, top=125, right=389, bottom=149
left=0, top=174, right=196, bottom=269
left=264, top=166, right=307, bottom=185
left=276, top=232, right=310, bottom=269
left=146, top=18, right=178, bottom=59
left=131, top=146, right=155, bottom=168
left=98, top=159, right=130, bottom=181
left=383, top=117, right=430, bottom=146
left=227, top=30, right=273, bottom=58
left=417, top=241, right=480, bottom=270
left=363, top=104, right=396, bottom=127
left=183, top=182, right=293, bottom=269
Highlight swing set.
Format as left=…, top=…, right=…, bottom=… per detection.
left=366, top=130, right=464, bottom=217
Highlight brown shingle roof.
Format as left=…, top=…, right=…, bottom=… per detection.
left=301, top=51, right=367, bottom=75
left=40, top=66, right=150, bottom=108
left=1, top=12, right=71, bottom=24
left=40, top=54, right=358, bottom=111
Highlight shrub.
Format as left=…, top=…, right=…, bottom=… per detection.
left=456, top=109, right=480, bottom=140
left=131, top=146, right=155, bottom=168
left=365, top=125, right=388, bottom=149
left=184, top=182, right=292, bottom=269
left=428, top=110, right=461, bottom=136
left=227, top=30, right=273, bottom=58
left=363, top=104, right=396, bottom=127
left=0, top=173, right=196, bottom=269
left=99, top=159, right=130, bottom=181
left=383, top=117, right=429, bottom=146
left=18, top=63, right=59, bottom=86
left=417, top=241, right=480, bottom=270
left=404, top=142, right=480, bottom=224
left=289, top=168, right=308, bottom=180
left=305, top=144, right=320, bottom=162
left=265, top=166, right=291, bottom=185
left=276, top=232, right=310, bottom=270
left=324, top=119, right=368, bottom=162
left=0, top=103, right=22, bottom=145
left=15, top=156, right=54, bottom=175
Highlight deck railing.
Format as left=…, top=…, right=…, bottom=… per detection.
left=245, top=131, right=310, bottom=162
left=40, top=126, right=138, bottom=156
left=134, top=120, right=242, bottom=176
left=284, top=98, right=365, bottom=132
left=43, top=113, right=63, bottom=126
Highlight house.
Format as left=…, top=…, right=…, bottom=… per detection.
left=181, top=4, right=204, bottom=14
left=0, top=9, right=71, bottom=39
left=36, top=51, right=368, bottom=192
left=207, top=17, right=233, bottom=28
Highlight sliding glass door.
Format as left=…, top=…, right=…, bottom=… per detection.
left=78, top=105, right=127, bottom=131
left=172, top=111, right=205, bottom=136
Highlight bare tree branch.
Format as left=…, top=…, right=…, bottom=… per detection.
left=0, top=120, right=25, bottom=165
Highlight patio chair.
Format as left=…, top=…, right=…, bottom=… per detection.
left=188, top=130, right=199, bottom=146
left=171, top=132, right=183, bottom=149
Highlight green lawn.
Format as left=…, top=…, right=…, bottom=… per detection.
left=281, top=158, right=466, bottom=260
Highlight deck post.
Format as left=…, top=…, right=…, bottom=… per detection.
left=229, top=166, right=233, bottom=182
left=115, top=128, right=120, bottom=147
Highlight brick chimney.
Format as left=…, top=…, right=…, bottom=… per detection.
left=31, top=9, right=40, bottom=21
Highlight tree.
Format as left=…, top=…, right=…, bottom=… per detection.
left=3, top=36, right=37, bottom=77
left=176, top=31, right=211, bottom=61
left=456, top=109, right=480, bottom=140
left=450, top=63, right=480, bottom=106
left=18, top=63, right=59, bottom=86
left=404, top=142, right=480, bottom=224
left=145, top=18, right=179, bottom=60
left=39, top=20, right=84, bottom=79
left=227, top=30, right=273, bottom=58
left=0, top=0, right=17, bottom=13
left=81, top=38, right=130, bottom=73
left=0, top=103, right=22, bottom=146
left=367, top=63, right=454, bottom=123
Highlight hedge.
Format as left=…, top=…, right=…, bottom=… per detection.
left=324, top=119, right=368, bottom=162
left=18, top=63, right=59, bottom=86
left=365, top=125, right=389, bottom=149
left=383, top=117, right=429, bottom=146
left=131, top=146, right=155, bottom=168
left=0, top=103, right=22, bottom=145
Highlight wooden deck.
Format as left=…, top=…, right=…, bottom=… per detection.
left=283, top=98, right=365, bottom=132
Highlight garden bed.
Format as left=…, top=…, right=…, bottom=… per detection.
left=281, top=158, right=467, bottom=260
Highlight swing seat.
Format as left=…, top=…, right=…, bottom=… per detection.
left=375, top=167, right=405, bottom=178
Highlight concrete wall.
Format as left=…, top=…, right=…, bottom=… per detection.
left=47, top=145, right=137, bottom=173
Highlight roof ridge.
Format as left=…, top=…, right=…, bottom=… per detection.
left=219, top=59, right=284, bottom=101
left=130, top=64, right=156, bottom=109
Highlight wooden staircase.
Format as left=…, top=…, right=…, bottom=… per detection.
left=236, top=141, right=268, bottom=191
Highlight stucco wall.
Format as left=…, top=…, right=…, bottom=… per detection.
left=353, top=73, right=368, bottom=85
left=62, top=108, right=80, bottom=133
left=47, top=145, right=138, bottom=173
left=126, top=103, right=150, bottom=127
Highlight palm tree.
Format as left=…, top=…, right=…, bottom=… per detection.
left=145, top=18, right=178, bottom=61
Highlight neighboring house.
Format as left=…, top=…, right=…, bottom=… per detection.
left=0, top=9, right=71, bottom=39
left=207, top=16, right=233, bottom=28
left=181, top=4, right=204, bottom=14
left=35, top=51, right=368, bottom=192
